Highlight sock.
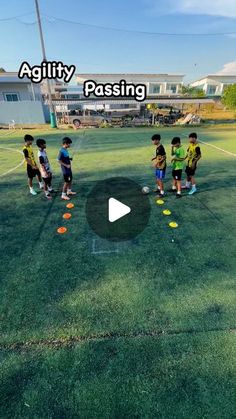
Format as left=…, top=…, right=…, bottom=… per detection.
left=191, top=184, right=197, bottom=190
left=30, top=187, right=34, bottom=192
left=48, top=186, right=53, bottom=192
left=186, top=181, right=191, bottom=188
left=62, top=192, right=66, bottom=197
left=45, top=191, right=50, bottom=196
left=172, top=186, right=177, bottom=190
left=67, top=189, right=72, bottom=193
left=39, top=181, right=44, bottom=188
left=160, top=190, right=164, bottom=195
left=177, top=191, right=181, bottom=195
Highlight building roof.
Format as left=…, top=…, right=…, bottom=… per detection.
left=191, top=74, right=236, bottom=84
left=76, top=73, right=185, bottom=76
left=47, top=97, right=214, bottom=106
left=0, top=72, right=30, bottom=84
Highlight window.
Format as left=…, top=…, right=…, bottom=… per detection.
left=4, top=93, right=19, bottom=102
left=166, top=84, right=177, bottom=94
left=208, top=85, right=217, bottom=95
left=149, top=84, right=161, bottom=94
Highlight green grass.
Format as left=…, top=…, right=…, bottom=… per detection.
left=0, top=126, right=236, bottom=418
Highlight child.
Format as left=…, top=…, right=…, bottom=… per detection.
left=170, top=137, right=186, bottom=198
left=151, top=134, right=166, bottom=197
left=23, top=134, right=44, bottom=196
left=58, top=137, right=76, bottom=201
left=184, top=133, right=201, bottom=195
left=36, top=138, right=53, bottom=200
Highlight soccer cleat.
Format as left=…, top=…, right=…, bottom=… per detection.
left=188, top=187, right=197, bottom=195
left=158, top=193, right=166, bottom=198
left=30, top=189, right=37, bottom=196
left=39, top=182, right=44, bottom=189
left=182, top=185, right=190, bottom=190
left=48, top=187, right=54, bottom=192
left=45, top=194, right=52, bottom=200
left=61, top=195, right=70, bottom=201
left=67, top=191, right=77, bottom=196
left=168, top=188, right=176, bottom=192
left=176, top=193, right=182, bottom=199
left=153, top=187, right=160, bottom=193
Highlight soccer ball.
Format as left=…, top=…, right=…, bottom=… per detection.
left=142, top=186, right=150, bottom=195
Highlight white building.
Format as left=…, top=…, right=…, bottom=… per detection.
left=190, top=75, right=236, bottom=96
left=0, top=72, right=45, bottom=124
left=76, top=73, right=184, bottom=96
left=75, top=73, right=184, bottom=111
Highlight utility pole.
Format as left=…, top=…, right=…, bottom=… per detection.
left=35, top=0, right=57, bottom=128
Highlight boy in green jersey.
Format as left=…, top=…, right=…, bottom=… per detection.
left=170, top=137, right=186, bottom=198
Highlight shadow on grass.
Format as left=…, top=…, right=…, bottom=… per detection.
left=1, top=333, right=236, bottom=418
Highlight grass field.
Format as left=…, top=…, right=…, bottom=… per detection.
left=0, top=126, right=236, bottom=418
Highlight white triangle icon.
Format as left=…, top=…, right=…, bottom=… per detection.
left=108, top=197, right=131, bottom=223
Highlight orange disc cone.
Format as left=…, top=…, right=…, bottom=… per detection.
left=57, top=227, right=67, bottom=234
left=63, top=213, right=72, bottom=220
left=66, top=203, right=74, bottom=209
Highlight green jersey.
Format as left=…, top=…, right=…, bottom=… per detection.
left=172, top=146, right=185, bottom=170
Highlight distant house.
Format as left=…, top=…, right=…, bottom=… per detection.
left=0, top=72, right=46, bottom=125
left=190, top=75, right=236, bottom=96
left=75, top=73, right=184, bottom=111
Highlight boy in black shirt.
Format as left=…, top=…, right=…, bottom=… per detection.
left=151, top=134, right=167, bottom=197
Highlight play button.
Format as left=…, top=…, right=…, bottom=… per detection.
left=108, top=198, right=131, bottom=223
left=86, top=177, right=151, bottom=242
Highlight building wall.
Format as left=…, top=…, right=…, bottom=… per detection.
left=191, top=76, right=236, bottom=96
left=0, top=101, right=46, bottom=124
left=76, top=74, right=184, bottom=96
left=0, top=82, right=41, bottom=101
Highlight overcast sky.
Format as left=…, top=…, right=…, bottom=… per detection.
left=1, top=0, right=236, bottom=82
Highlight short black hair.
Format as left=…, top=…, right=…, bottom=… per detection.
left=171, top=137, right=181, bottom=145
left=189, top=132, right=197, bottom=139
left=24, top=134, right=34, bottom=142
left=152, top=134, right=161, bottom=142
left=36, top=138, right=46, bottom=148
left=62, top=137, right=72, bottom=145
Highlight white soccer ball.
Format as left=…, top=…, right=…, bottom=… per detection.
left=142, top=186, right=150, bottom=195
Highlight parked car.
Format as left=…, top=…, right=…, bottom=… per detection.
left=63, top=110, right=111, bottom=128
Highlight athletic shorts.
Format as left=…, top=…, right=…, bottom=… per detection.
left=63, top=173, right=73, bottom=183
left=155, top=169, right=166, bottom=180
left=172, top=169, right=183, bottom=181
left=27, top=166, right=41, bottom=179
left=42, top=175, right=52, bottom=186
left=185, top=166, right=197, bottom=177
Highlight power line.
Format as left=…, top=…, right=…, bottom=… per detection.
left=43, top=14, right=236, bottom=37
left=1, top=12, right=236, bottom=37
left=0, top=12, right=34, bottom=22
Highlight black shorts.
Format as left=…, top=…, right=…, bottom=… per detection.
left=43, top=175, right=52, bottom=186
left=27, top=165, right=41, bottom=179
left=63, top=173, right=73, bottom=183
left=185, top=166, right=197, bottom=177
left=172, top=169, right=182, bottom=181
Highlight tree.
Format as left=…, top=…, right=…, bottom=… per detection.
left=222, top=84, right=236, bottom=110
left=0, top=68, right=6, bottom=73
left=181, top=85, right=205, bottom=98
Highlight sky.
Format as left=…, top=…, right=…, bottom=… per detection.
left=1, top=0, right=236, bottom=83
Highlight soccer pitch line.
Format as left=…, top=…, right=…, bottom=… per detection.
left=199, top=140, right=236, bottom=157
left=181, top=132, right=236, bottom=157
left=0, top=130, right=15, bottom=138
left=0, top=147, right=24, bottom=177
